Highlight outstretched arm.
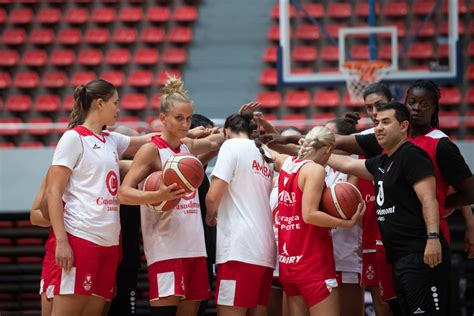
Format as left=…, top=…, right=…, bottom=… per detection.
left=327, top=154, right=373, bottom=180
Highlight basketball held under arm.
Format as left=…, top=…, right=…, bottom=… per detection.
left=118, top=144, right=185, bottom=206
left=299, top=164, right=360, bottom=228
left=327, top=154, right=373, bottom=180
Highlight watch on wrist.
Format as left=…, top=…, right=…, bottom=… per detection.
left=427, top=231, right=440, bottom=239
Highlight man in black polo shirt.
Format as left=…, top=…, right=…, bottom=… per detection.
left=327, top=101, right=450, bottom=315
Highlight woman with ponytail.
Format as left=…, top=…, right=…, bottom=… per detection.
left=269, top=126, right=364, bottom=316
left=205, top=108, right=276, bottom=316
left=46, top=79, right=156, bottom=315
left=118, top=77, right=224, bottom=316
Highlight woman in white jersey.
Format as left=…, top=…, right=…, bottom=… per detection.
left=118, top=77, right=223, bottom=316
left=205, top=110, right=276, bottom=316
left=324, top=116, right=364, bottom=316
left=46, top=79, right=156, bottom=315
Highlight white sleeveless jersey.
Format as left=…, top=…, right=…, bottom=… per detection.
left=141, top=136, right=207, bottom=265
left=52, top=126, right=130, bottom=247
left=269, top=180, right=280, bottom=276
left=325, top=166, right=362, bottom=274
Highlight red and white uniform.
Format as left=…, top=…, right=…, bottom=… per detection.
left=278, top=157, right=337, bottom=307
left=325, top=166, right=362, bottom=284
left=50, top=126, right=130, bottom=300
left=141, top=136, right=209, bottom=301
left=211, top=138, right=275, bottom=308
left=39, top=230, right=58, bottom=299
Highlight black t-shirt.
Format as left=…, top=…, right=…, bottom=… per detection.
left=365, top=142, right=438, bottom=263
left=356, top=133, right=472, bottom=186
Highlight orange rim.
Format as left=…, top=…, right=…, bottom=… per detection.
left=342, top=61, right=390, bottom=81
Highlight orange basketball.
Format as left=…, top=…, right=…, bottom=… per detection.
left=143, top=171, right=180, bottom=212
left=162, top=153, right=204, bottom=194
left=320, top=182, right=363, bottom=219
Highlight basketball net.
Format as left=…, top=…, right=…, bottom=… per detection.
left=341, top=61, right=391, bottom=102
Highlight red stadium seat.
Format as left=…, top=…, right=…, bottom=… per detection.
left=156, top=70, right=182, bottom=86
left=27, top=117, right=53, bottom=135
left=0, top=8, right=5, bottom=24
left=302, top=3, right=323, bottom=18
left=105, top=49, right=131, bottom=65
left=466, top=88, right=474, bottom=104
left=384, top=21, right=406, bottom=38
left=378, top=44, right=392, bottom=60
left=343, top=92, right=365, bottom=108
left=172, top=6, right=198, bottom=23
left=55, top=117, right=70, bottom=134
left=413, top=0, right=436, bottom=15
left=22, top=49, right=47, bottom=67
left=407, top=42, right=433, bottom=59
left=43, top=71, right=68, bottom=89
left=58, top=28, right=82, bottom=45
left=292, top=46, right=317, bottom=63
left=281, top=114, right=307, bottom=130
left=440, top=21, right=464, bottom=36
left=0, top=142, right=13, bottom=149
left=113, top=27, right=137, bottom=44
left=133, top=49, right=159, bottom=65
left=127, top=71, right=153, bottom=87
left=314, top=90, right=340, bottom=108
left=259, top=68, right=277, bottom=86
left=326, top=23, right=347, bottom=38
left=351, top=45, right=370, bottom=60
left=36, top=95, right=61, bottom=112
left=85, top=28, right=110, bottom=45
left=439, top=87, right=461, bottom=106
left=30, top=28, right=54, bottom=45
left=285, top=90, right=311, bottom=109
left=65, top=8, right=88, bottom=24
left=355, top=3, right=380, bottom=17
left=438, top=111, right=460, bottom=129
left=267, top=25, right=280, bottom=41
left=150, top=93, right=162, bottom=109
left=263, top=46, right=278, bottom=63
left=119, top=7, right=143, bottom=23
left=271, top=4, right=296, bottom=20
left=14, top=71, right=39, bottom=89
left=321, top=46, right=339, bottom=62
left=0, top=118, right=21, bottom=135
left=6, top=95, right=32, bottom=112
left=465, top=111, right=474, bottom=128
left=437, top=44, right=449, bottom=59
left=101, top=71, right=125, bottom=87
left=140, top=27, right=165, bottom=44
left=256, top=91, right=281, bottom=109
left=147, top=7, right=170, bottom=23
left=92, top=7, right=115, bottom=24
left=0, top=50, right=19, bottom=67
left=122, top=94, right=147, bottom=110
left=9, top=8, right=33, bottom=24
left=16, top=238, right=44, bottom=245
left=328, top=3, right=352, bottom=18
left=410, top=21, right=435, bottom=37
left=50, top=49, right=75, bottom=66
left=467, top=65, right=474, bottom=80
left=384, top=1, right=408, bottom=17
left=2, top=29, right=26, bottom=45
left=78, top=49, right=102, bottom=66
left=0, top=72, right=11, bottom=89
left=296, top=24, right=320, bottom=41
left=168, top=26, right=193, bottom=44
left=36, top=8, right=61, bottom=24
left=162, top=48, right=188, bottom=65
left=71, top=71, right=96, bottom=86
left=291, top=67, right=313, bottom=74
left=443, top=0, right=467, bottom=15
left=63, top=96, right=74, bottom=112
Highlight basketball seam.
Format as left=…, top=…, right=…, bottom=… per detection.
left=164, top=156, right=198, bottom=192
left=330, top=183, right=348, bottom=220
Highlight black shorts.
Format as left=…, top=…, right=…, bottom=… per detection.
left=392, top=250, right=451, bottom=316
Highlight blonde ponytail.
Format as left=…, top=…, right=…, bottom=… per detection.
left=160, top=76, right=193, bottom=114
left=297, top=126, right=335, bottom=159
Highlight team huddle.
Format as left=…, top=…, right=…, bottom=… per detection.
left=29, top=77, right=474, bottom=316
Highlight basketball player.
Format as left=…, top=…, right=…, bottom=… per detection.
left=118, top=77, right=224, bottom=316
left=270, top=126, right=364, bottom=316
left=205, top=110, right=276, bottom=316
left=46, top=79, right=156, bottom=315
left=328, top=101, right=451, bottom=315
left=324, top=116, right=364, bottom=316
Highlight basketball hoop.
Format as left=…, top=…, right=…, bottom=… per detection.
left=341, top=61, right=391, bottom=102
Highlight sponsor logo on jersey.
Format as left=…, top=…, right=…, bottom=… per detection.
left=278, top=190, right=296, bottom=205
left=365, top=193, right=375, bottom=203
left=252, top=160, right=273, bottom=179
left=279, top=242, right=303, bottom=264
left=376, top=181, right=384, bottom=206
left=365, top=264, right=375, bottom=280
left=92, top=144, right=101, bottom=149
left=106, top=171, right=118, bottom=196
left=280, top=214, right=301, bottom=231
left=413, top=307, right=425, bottom=314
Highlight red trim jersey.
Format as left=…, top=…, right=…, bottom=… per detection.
left=277, top=157, right=335, bottom=283
left=140, top=136, right=206, bottom=265
left=52, top=126, right=130, bottom=246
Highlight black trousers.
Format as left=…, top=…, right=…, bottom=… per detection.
left=108, top=205, right=141, bottom=316
left=392, top=250, right=451, bottom=316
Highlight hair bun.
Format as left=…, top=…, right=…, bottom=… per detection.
left=163, top=76, right=185, bottom=95
left=240, top=109, right=254, bottom=121
left=343, top=112, right=360, bottom=125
